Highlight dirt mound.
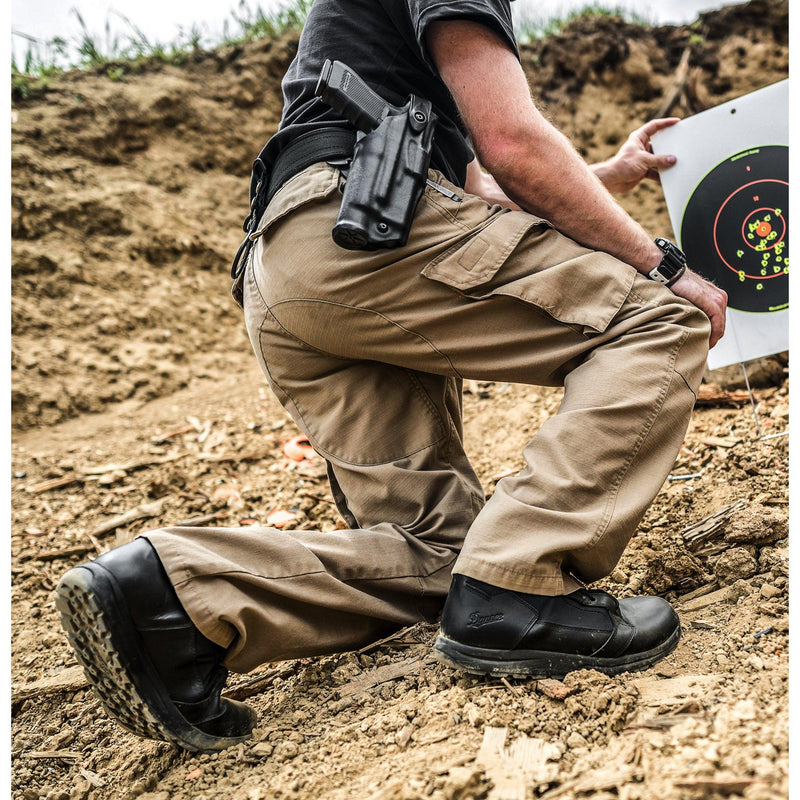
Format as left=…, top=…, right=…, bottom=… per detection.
left=11, top=2, right=789, bottom=799
left=11, top=0, right=788, bottom=431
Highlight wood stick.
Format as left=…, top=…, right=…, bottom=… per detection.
left=82, top=452, right=188, bottom=476
left=656, top=46, right=691, bottom=117
left=27, top=474, right=82, bottom=494
left=91, top=498, right=166, bottom=537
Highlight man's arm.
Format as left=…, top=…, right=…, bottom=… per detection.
left=466, top=116, right=679, bottom=205
left=464, top=158, right=521, bottom=209
left=426, top=20, right=726, bottom=346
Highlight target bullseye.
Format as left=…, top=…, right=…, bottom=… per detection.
left=681, top=145, right=788, bottom=313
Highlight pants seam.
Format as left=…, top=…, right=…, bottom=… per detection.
left=269, top=297, right=463, bottom=378
left=579, top=328, right=688, bottom=553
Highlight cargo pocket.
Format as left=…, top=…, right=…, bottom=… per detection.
left=422, top=208, right=636, bottom=335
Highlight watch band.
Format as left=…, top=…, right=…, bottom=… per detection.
left=650, top=237, right=688, bottom=286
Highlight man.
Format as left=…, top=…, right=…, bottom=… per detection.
left=56, top=0, right=727, bottom=752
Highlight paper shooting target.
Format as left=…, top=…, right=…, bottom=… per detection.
left=680, top=145, right=788, bottom=314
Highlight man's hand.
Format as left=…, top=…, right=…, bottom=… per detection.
left=668, top=269, right=728, bottom=348
left=592, top=118, right=680, bottom=194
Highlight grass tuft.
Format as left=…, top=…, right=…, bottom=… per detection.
left=11, top=0, right=314, bottom=87
left=513, top=3, right=655, bottom=44
left=12, top=0, right=655, bottom=91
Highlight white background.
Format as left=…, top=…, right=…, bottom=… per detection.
left=11, top=0, right=737, bottom=65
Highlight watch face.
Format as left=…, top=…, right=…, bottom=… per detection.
left=680, top=145, right=788, bottom=314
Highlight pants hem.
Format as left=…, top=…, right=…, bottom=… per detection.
left=452, top=556, right=584, bottom=595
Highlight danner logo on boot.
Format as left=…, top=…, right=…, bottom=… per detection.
left=467, top=611, right=504, bottom=628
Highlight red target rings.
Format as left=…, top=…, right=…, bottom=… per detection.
left=681, top=145, right=788, bottom=314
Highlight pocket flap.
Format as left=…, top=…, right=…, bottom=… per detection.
left=422, top=209, right=537, bottom=290
left=422, top=208, right=637, bottom=335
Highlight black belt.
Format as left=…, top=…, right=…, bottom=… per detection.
left=231, top=127, right=356, bottom=281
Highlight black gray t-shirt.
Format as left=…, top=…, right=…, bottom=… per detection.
left=259, top=0, right=518, bottom=187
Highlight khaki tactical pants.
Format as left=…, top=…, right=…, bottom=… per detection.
left=145, top=163, right=710, bottom=673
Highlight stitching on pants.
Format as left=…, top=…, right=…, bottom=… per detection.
left=419, top=191, right=468, bottom=229
left=581, top=328, right=689, bottom=552
left=269, top=298, right=464, bottom=378
left=258, top=306, right=450, bottom=467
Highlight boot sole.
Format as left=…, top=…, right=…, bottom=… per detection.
left=432, top=624, right=680, bottom=679
left=55, top=565, right=255, bottom=752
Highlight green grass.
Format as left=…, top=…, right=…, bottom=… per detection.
left=223, top=0, right=314, bottom=44
left=513, top=3, right=655, bottom=43
left=12, top=0, right=654, bottom=87
left=11, top=0, right=314, bottom=84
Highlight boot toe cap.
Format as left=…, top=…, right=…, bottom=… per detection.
left=618, top=596, right=680, bottom=652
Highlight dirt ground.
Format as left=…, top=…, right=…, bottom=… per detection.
left=10, top=1, right=789, bottom=798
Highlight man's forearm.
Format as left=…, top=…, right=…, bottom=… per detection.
left=428, top=20, right=662, bottom=274
left=478, top=113, right=662, bottom=275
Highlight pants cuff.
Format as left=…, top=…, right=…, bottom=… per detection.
left=452, top=555, right=584, bottom=595
left=140, top=531, right=238, bottom=651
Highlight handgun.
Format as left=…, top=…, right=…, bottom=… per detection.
left=315, top=59, right=437, bottom=250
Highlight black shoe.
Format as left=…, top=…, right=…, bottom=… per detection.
left=434, top=575, right=680, bottom=678
left=55, top=538, right=257, bottom=751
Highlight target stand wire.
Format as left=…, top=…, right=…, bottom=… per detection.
left=739, top=360, right=764, bottom=438
left=737, top=360, right=789, bottom=442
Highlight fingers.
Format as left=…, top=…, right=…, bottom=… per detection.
left=648, top=153, right=677, bottom=170
left=642, top=152, right=677, bottom=182
left=634, top=117, right=681, bottom=141
left=669, top=271, right=728, bottom=348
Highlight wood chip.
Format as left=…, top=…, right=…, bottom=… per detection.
left=26, top=750, right=83, bottom=761
left=198, top=446, right=274, bottom=463
left=12, top=665, right=88, bottom=706
left=626, top=713, right=704, bottom=730
left=79, top=767, right=106, bottom=788
left=222, top=663, right=298, bottom=701
left=82, top=452, right=188, bottom=476
left=694, top=386, right=751, bottom=406
left=501, top=676, right=521, bottom=697
left=701, top=435, right=741, bottom=449
left=547, top=764, right=636, bottom=797
left=22, top=544, right=95, bottom=563
left=357, top=625, right=427, bottom=654
left=477, top=727, right=559, bottom=799
left=151, top=424, right=195, bottom=444
left=682, top=500, right=747, bottom=552
left=26, top=474, right=82, bottom=494
left=679, top=585, right=736, bottom=611
left=338, top=658, right=420, bottom=697
left=632, top=674, right=719, bottom=707
left=395, top=723, right=414, bottom=748
left=678, top=582, right=718, bottom=602
left=656, top=46, right=691, bottom=117
left=174, top=511, right=229, bottom=527
left=674, top=777, right=759, bottom=792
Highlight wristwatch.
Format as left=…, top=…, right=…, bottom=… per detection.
left=649, top=238, right=688, bottom=286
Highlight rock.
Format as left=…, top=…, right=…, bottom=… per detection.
left=442, top=766, right=484, bottom=800
left=760, top=584, right=781, bottom=599
left=272, top=740, right=299, bottom=762
left=566, top=731, right=589, bottom=749
left=251, top=743, right=273, bottom=758
left=714, top=548, right=758, bottom=585
left=465, top=703, right=484, bottom=727
left=610, top=569, right=627, bottom=584
left=537, top=679, right=573, bottom=700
